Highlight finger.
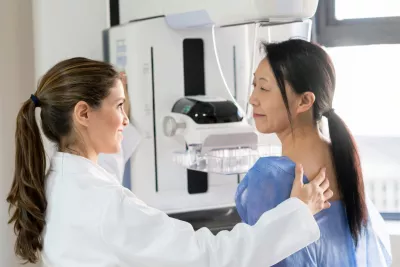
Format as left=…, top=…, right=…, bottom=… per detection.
left=324, top=189, right=334, bottom=201
left=311, top=167, right=326, bottom=186
left=294, top=163, right=304, bottom=186
left=320, top=178, right=330, bottom=192
left=323, top=201, right=331, bottom=210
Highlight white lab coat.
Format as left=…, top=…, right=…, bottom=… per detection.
left=42, top=152, right=320, bottom=267
left=98, top=123, right=141, bottom=183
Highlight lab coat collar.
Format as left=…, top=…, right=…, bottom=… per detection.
left=51, top=152, right=118, bottom=183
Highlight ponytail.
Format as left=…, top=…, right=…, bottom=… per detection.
left=325, top=110, right=367, bottom=246
left=7, top=99, right=47, bottom=263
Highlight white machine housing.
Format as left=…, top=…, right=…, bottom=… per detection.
left=162, top=95, right=257, bottom=151
left=118, top=0, right=318, bottom=26
left=104, top=0, right=318, bottom=213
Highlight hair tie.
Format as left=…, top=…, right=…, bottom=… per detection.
left=323, top=108, right=335, bottom=118
left=30, top=94, right=41, bottom=107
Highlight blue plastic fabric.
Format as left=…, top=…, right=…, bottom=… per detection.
left=122, top=158, right=131, bottom=189
left=235, top=156, right=392, bottom=267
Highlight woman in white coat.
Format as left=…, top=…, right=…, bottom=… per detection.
left=7, top=57, right=333, bottom=267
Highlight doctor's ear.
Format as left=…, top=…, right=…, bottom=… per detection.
left=296, top=92, right=315, bottom=114
left=73, top=101, right=92, bottom=127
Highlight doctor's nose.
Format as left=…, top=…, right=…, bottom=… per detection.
left=122, top=112, right=129, bottom=126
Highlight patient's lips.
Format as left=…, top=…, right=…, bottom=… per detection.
left=253, top=113, right=265, bottom=118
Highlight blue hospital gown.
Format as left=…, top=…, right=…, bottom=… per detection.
left=235, top=156, right=392, bottom=267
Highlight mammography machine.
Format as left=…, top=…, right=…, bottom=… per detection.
left=103, top=0, right=318, bottom=216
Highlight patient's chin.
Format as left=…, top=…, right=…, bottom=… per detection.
left=255, top=124, right=274, bottom=134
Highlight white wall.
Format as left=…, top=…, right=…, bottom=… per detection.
left=392, top=234, right=400, bottom=266
left=0, top=0, right=36, bottom=266
left=33, top=0, right=109, bottom=79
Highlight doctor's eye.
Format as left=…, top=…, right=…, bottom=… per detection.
left=118, top=102, right=124, bottom=109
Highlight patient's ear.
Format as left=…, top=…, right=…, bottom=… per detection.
left=296, top=92, right=315, bottom=114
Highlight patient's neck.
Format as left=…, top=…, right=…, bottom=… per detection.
left=278, top=125, right=326, bottom=157
left=277, top=124, right=340, bottom=200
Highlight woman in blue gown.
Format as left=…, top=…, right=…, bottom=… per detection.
left=235, top=39, right=392, bottom=266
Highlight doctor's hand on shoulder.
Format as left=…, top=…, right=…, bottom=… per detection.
left=291, top=164, right=333, bottom=215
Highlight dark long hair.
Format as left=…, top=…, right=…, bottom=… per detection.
left=6, top=57, right=120, bottom=263
left=263, top=39, right=367, bottom=246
